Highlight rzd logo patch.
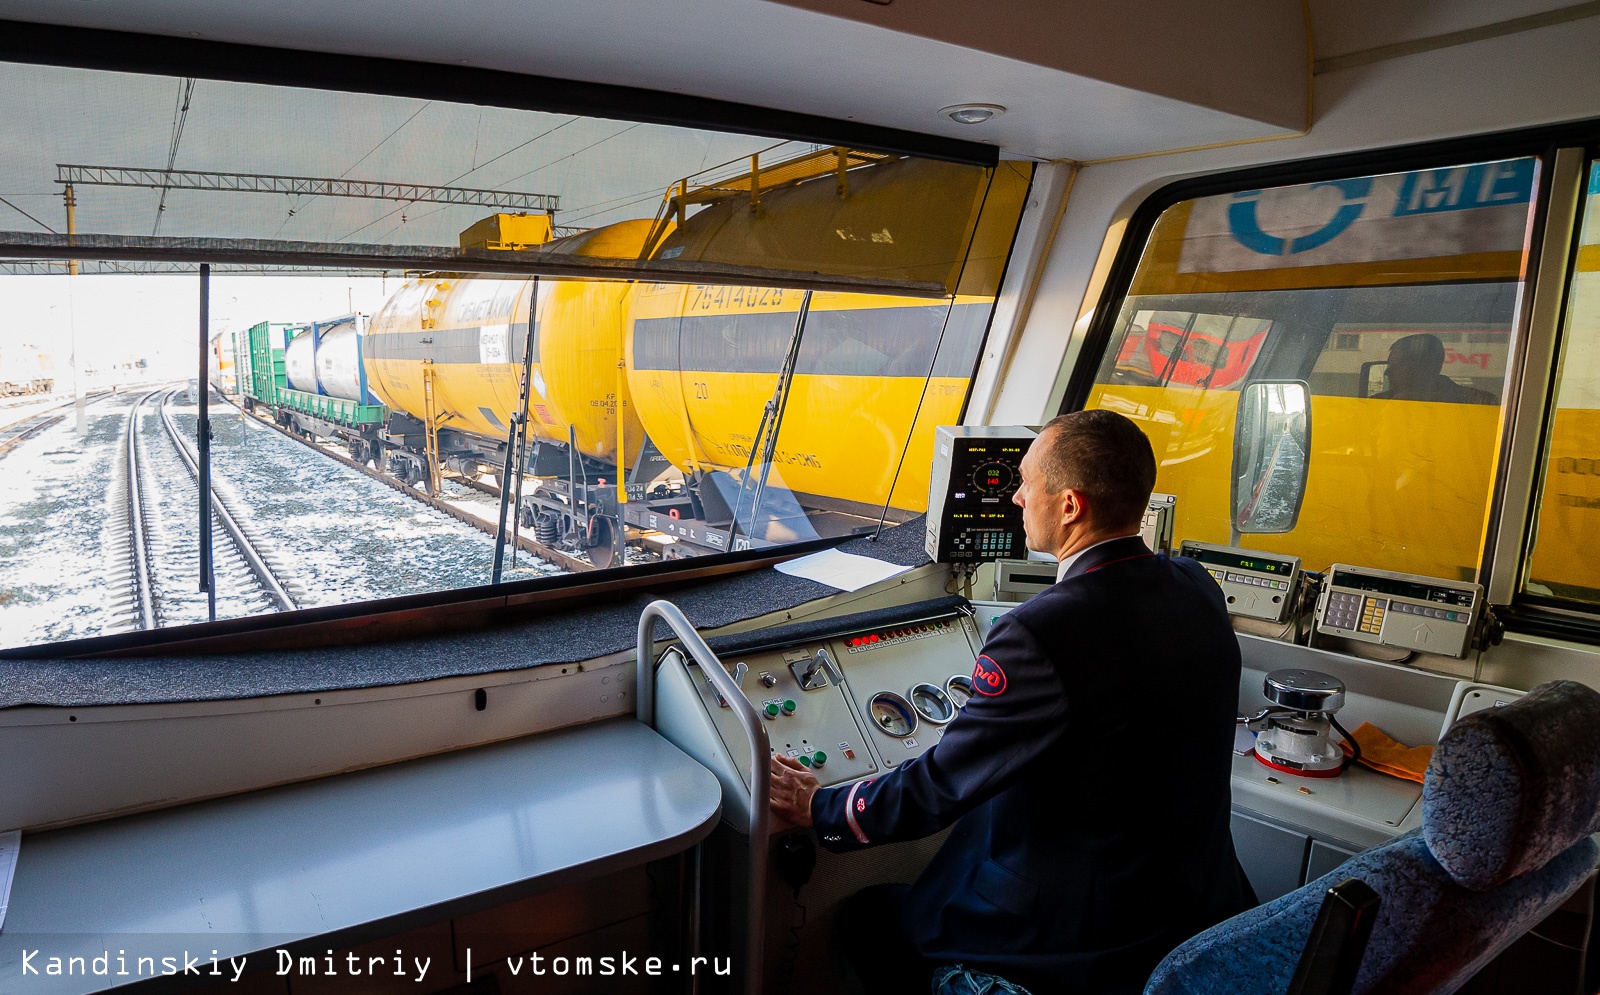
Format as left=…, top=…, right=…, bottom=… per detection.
left=973, top=655, right=1007, bottom=696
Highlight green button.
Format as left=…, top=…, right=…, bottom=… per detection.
left=764, top=702, right=780, bottom=717
left=782, top=699, right=797, bottom=714
left=797, top=755, right=811, bottom=768
left=1446, top=612, right=1458, bottom=622
left=812, top=751, right=827, bottom=766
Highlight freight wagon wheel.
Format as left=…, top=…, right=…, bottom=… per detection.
left=585, top=515, right=618, bottom=569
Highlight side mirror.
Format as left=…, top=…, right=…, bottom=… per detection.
left=1231, top=380, right=1311, bottom=538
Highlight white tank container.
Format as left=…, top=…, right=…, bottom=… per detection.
left=283, top=320, right=367, bottom=402
left=315, top=325, right=364, bottom=402
left=284, top=332, right=318, bottom=394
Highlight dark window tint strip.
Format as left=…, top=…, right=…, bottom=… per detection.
left=632, top=303, right=991, bottom=378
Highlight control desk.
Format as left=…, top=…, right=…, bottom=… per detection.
left=652, top=598, right=982, bottom=827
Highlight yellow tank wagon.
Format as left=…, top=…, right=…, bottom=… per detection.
left=626, top=284, right=994, bottom=520
left=362, top=222, right=651, bottom=464
left=621, top=153, right=1030, bottom=523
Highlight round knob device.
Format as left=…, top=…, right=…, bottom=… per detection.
left=1263, top=669, right=1345, bottom=713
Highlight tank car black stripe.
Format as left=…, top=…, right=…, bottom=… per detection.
left=631, top=303, right=991, bottom=378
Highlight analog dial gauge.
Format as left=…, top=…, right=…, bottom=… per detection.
left=869, top=691, right=918, bottom=738
left=946, top=675, right=974, bottom=709
left=910, top=682, right=955, bottom=724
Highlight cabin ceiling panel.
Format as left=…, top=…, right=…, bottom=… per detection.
left=1308, top=0, right=1586, bottom=59
left=0, top=0, right=1302, bottom=161
left=764, top=0, right=1309, bottom=131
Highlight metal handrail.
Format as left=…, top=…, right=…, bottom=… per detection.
left=637, top=599, right=769, bottom=995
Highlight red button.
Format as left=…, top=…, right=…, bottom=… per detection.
left=869, top=634, right=879, bottom=643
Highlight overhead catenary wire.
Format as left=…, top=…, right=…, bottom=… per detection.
left=274, top=100, right=435, bottom=238
left=152, top=77, right=197, bottom=237
left=337, top=116, right=580, bottom=244
left=0, top=195, right=55, bottom=233
left=361, top=120, right=638, bottom=245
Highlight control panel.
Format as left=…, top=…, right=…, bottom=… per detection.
left=1177, top=540, right=1300, bottom=623
left=1314, top=564, right=1482, bottom=658
left=839, top=616, right=974, bottom=766
left=676, top=644, right=878, bottom=790
left=926, top=425, right=1035, bottom=563
left=652, top=600, right=983, bottom=826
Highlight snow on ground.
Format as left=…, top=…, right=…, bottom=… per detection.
left=0, top=391, right=567, bottom=652
left=0, top=392, right=136, bottom=646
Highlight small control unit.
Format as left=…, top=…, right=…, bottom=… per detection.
left=1140, top=493, right=1177, bottom=555
left=1177, top=541, right=1300, bottom=623
left=991, top=558, right=1060, bottom=602
left=1314, top=564, right=1482, bottom=658
left=926, top=425, right=1035, bottom=563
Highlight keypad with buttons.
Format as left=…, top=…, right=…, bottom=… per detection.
left=1324, top=590, right=1387, bottom=633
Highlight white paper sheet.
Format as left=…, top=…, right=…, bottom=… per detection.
left=774, top=548, right=913, bottom=592
left=0, top=830, right=18, bottom=932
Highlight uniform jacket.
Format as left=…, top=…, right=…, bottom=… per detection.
left=812, top=535, right=1255, bottom=995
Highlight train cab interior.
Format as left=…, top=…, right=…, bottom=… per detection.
left=4, top=2, right=1600, bottom=994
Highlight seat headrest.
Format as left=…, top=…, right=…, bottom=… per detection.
left=1423, top=680, right=1600, bottom=891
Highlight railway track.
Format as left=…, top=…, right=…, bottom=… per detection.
left=0, top=389, right=122, bottom=458
left=110, top=388, right=299, bottom=630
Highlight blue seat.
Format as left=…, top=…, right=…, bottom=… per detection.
left=1142, top=680, right=1600, bottom=995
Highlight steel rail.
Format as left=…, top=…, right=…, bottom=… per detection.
left=124, top=389, right=162, bottom=629
left=157, top=389, right=298, bottom=613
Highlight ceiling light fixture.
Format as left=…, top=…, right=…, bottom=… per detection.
left=940, top=104, right=1005, bottom=125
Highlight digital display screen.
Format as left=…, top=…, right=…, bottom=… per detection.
left=1331, top=570, right=1475, bottom=607
left=1179, top=544, right=1294, bottom=576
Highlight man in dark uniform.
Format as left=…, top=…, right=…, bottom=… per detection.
left=769, top=409, right=1254, bottom=995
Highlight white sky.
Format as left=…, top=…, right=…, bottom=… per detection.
left=0, top=274, right=394, bottom=379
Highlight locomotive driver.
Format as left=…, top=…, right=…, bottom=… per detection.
left=768, top=409, right=1255, bottom=995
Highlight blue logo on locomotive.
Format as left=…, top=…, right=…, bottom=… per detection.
left=1225, top=161, right=1534, bottom=257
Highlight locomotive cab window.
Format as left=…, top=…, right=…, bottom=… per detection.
left=1087, top=158, right=1538, bottom=581
left=0, top=60, right=1031, bottom=651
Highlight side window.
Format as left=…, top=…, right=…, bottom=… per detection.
left=1088, top=159, right=1538, bottom=581
left=1526, top=162, right=1600, bottom=604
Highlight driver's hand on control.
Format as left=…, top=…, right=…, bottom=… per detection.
left=769, top=753, right=819, bottom=827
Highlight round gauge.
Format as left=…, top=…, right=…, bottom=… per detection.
left=970, top=460, right=1015, bottom=496
left=945, top=674, right=974, bottom=709
left=868, top=691, right=918, bottom=738
left=910, top=683, right=955, bottom=724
